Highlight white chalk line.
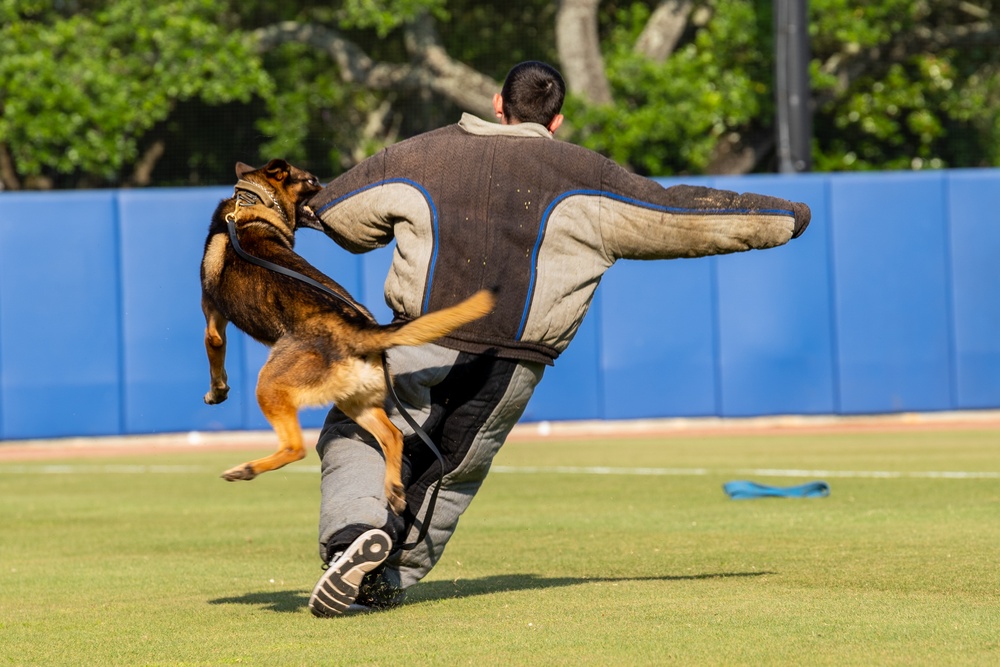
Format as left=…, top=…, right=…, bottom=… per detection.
left=491, top=466, right=1000, bottom=480
left=0, top=464, right=208, bottom=475
left=0, top=464, right=997, bottom=480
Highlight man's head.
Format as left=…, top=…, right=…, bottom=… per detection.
left=493, top=61, right=565, bottom=133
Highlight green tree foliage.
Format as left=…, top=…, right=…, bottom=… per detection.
left=250, top=0, right=557, bottom=173
left=565, top=0, right=773, bottom=175
left=565, top=0, right=1000, bottom=175
left=810, top=0, right=1000, bottom=170
left=1, top=0, right=998, bottom=189
left=0, top=0, right=272, bottom=187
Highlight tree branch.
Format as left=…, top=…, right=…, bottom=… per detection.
left=912, top=20, right=998, bottom=48
left=127, top=139, right=165, bottom=187
left=816, top=20, right=1000, bottom=108
left=634, top=0, right=693, bottom=62
left=402, top=13, right=500, bottom=117
left=253, top=19, right=497, bottom=119
left=255, top=22, right=422, bottom=86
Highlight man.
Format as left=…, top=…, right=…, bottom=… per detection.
left=305, top=61, right=810, bottom=617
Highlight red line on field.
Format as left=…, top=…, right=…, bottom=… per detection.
left=1, top=411, right=999, bottom=462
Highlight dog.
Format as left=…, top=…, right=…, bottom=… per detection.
left=200, top=159, right=494, bottom=513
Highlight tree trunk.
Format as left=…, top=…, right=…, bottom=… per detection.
left=0, top=143, right=21, bottom=191
left=706, top=130, right=774, bottom=175
left=635, top=0, right=693, bottom=62
left=403, top=13, right=499, bottom=118
left=127, top=139, right=165, bottom=187
left=555, top=0, right=613, bottom=105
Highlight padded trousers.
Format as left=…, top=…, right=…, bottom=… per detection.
left=316, top=343, right=544, bottom=588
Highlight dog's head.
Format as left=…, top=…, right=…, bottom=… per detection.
left=233, top=159, right=324, bottom=231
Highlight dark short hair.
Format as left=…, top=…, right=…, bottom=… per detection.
left=500, top=61, right=566, bottom=126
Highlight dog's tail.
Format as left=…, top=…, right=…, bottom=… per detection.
left=369, top=290, right=494, bottom=350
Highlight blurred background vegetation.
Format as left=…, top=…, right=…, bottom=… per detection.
left=1, top=0, right=998, bottom=189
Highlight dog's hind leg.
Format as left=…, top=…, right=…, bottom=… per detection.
left=202, top=299, right=230, bottom=405
left=221, top=349, right=309, bottom=481
left=342, top=405, right=407, bottom=515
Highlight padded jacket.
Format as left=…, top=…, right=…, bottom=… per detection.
left=310, top=113, right=810, bottom=365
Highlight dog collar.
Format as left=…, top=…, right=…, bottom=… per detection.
left=233, top=179, right=275, bottom=208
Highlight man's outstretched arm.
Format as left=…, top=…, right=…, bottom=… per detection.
left=597, top=162, right=811, bottom=262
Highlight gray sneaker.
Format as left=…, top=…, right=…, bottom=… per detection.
left=309, top=528, right=391, bottom=618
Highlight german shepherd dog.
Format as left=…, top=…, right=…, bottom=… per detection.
left=200, top=159, right=493, bottom=513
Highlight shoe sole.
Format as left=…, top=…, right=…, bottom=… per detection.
left=308, top=529, right=391, bottom=618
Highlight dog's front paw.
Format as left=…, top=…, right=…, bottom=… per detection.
left=204, top=386, right=230, bottom=404
left=387, top=483, right=406, bottom=515
left=221, top=463, right=257, bottom=481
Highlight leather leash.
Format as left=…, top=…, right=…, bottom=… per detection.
left=225, top=186, right=443, bottom=552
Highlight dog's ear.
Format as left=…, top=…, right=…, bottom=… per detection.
left=235, top=162, right=256, bottom=178
left=263, top=159, right=291, bottom=182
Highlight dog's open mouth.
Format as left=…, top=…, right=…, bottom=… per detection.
left=298, top=203, right=324, bottom=231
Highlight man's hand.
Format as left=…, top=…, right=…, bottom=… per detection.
left=790, top=201, right=811, bottom=239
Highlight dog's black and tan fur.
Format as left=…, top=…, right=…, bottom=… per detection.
left=200, top=159, right=493, bottom=512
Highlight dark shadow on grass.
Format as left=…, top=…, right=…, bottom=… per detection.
left=208, top=571, right=774, bottom=613
left=209, top=589, right=309, bottom=613
left=406, top=571, right=776, bottom=606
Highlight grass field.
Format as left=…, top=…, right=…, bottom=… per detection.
left=1, top=426, right=998, bottom=665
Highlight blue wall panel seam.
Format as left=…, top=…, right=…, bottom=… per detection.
left=0, top=213, right=4, bottom=438
left=593, top=291, right=606, bottom=420
left=240, top=332, right=251, bottom=431
left=823, top=178, right=842, bottom=414
left=358, top=251, right=369, bottom=311
left=710, top=257, right=723, bottom=416
left=705, top=177, right=723, bottom=417
left=113, top=192, right=127, bottom=436
left=942, top=174, right=959, bottom=410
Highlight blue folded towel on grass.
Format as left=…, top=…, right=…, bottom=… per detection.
left=723, top=480, right=830, bottom=499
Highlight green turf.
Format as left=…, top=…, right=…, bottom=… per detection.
left=1, top=429, right=998, bottom=665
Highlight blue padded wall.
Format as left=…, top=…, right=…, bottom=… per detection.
left=2, top=169, right=999, bottom=441
left=829, top=172, right=954, bottom=413
left=947, top=170, right=1000, bottom=408
left=0, top=192, right=122, bottom=438
left=358, top=240, right=397, bottom=325
left=118, top=187, right=241, bottom=434
left=712, top=174, right=837, bottom=417
left=600, top=255, right=719, bottom=419
left=521, top=292, right=603, bottom=422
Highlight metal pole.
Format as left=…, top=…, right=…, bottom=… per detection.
left=774, top=0, right=812, bottom=173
